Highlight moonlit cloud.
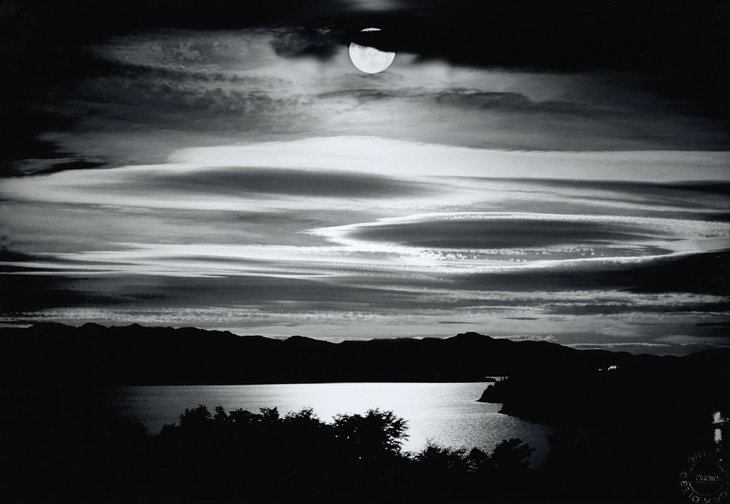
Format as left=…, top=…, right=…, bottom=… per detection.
left=169, top=138, right=730, bottom=181
left=2, top=27, right=729, bottom=353
left=32, top=29, right=729, bottom=171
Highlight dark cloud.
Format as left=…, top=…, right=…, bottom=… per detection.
left=318, top=87, right=730, bottom=150
left=270, top=28, right=340, bottom=60
left=73, top=74, right=302, bottom=129
left=11, top=159, right=106, bottom=177
left=351, top=2, right=730, bottom=121
left=0, top=273, right=123, bottom=312
left=351, top=217, right=662, bottom=249
left=499, top=178, right=730, bottom=197
left=444, top=178, right=730, bottom=214
left=320, top=88, right=620, bottom=117
left=490, top=178, right=730, bottom=198
left=430, top=90, right=614, bottom=117
left=544, top=301, right=730, bottom=316
left=94, top=167, right=432, bottom=198
left=0, top=270, right=416, bottom=314
left=461, top=251, right=730, bottom=295
left=696, top=321, right=730, bottom=327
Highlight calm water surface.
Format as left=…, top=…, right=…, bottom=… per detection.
left=106, top=382, right=552, bottom=462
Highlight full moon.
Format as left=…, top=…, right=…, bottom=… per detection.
left=348, top=28, right=396, bottom=74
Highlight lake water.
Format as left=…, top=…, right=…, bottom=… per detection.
left=106, top=382, right=552, bottom=463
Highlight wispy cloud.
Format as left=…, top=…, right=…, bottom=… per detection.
left=2, top=27, right=729, bottom=353
left=28, top=29, right=728, bottom=171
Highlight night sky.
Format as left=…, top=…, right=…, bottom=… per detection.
left=1, top=0, right=729, bottom=353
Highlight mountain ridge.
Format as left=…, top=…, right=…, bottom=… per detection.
left=0, top=322, right=694, bottom=386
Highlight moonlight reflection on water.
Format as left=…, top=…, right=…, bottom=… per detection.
left=107, top=382, right=552, bottom=461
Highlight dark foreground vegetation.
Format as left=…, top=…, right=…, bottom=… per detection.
left=3, top=389, right=725, bottom=504
left=1, top=393, right=541, bottom=504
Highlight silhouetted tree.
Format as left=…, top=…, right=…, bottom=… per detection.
left=333, top=409, right=408, bottom=462
left=416, top=443, right=470, bottom=473
left=179, top=404, right=212, bottom=429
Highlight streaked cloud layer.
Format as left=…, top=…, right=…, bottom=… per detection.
left=1, top=28, right=728, bottom=353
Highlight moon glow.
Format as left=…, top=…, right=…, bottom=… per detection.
left=348, top=28, right=396, bottom=74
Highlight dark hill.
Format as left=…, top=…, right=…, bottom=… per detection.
left=0, top=322, right=684, bottom=386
